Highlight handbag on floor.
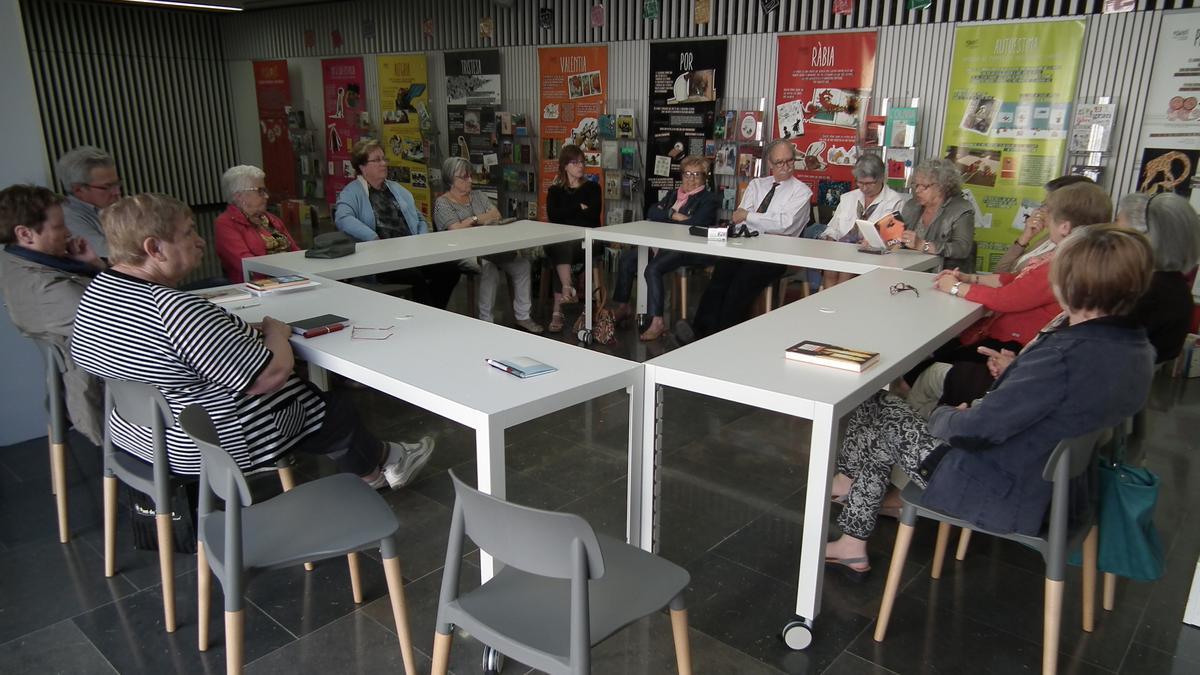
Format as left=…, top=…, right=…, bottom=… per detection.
left=573, top=281, right=617, bottom=346
left=127, top=482, right=198, bottom=555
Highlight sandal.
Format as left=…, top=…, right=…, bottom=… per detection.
left=560, top=285, right=578, bottom=304
left=639, top=322, right=666, bottom=341
left=548, top=311, right=566, bottom=332
left=824, top=555, right=871, bottom=580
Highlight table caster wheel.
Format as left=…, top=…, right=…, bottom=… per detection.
left=781, top=615, right=813, bottom=650
left=482, top=646, right=505, bottom=673
left=576, top=327, right=593, bottom=345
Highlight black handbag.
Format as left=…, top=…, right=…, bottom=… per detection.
left=305, top=232, right=357, bottom=259
left=126, top=482, right=198, bottom=555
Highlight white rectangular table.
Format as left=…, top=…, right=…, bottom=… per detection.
left=581, top=220, right=941, bottom=333
left=229, top=279, right=646, bottom=579
left=241, top=219, right=584, bottom=282
left=636, top=268, right=984, bottom=646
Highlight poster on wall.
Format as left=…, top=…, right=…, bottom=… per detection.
left=378, top=54, right=432, bottom=218
left=537, top=46, right=608, bottom=221
left=252, top=60, right=297, bottom=201
left=645, top=39, right=726, bottom=210
left=321, top=57, right=367, bottom=205
left=445, top=50, right=502, bottom=191
left=939, top=21, right=1085, bottom=271
left=774, top=32, right=877, bottom=203
left=1136, top=11, right=1200, bottom=208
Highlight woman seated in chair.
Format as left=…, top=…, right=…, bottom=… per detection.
left=818, top=154, right=907, bottom=289
left=544, top=144, right=602, bottom=332
left=611, top=155, right=720, bottom=341
left=69, top=193, right=433, bottom=489
left=213, top=165, right=301, bottom=284
left=824, top=225, right=1156, bottom=577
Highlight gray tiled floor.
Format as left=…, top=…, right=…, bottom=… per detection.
left=2, top=276, right=1200, bottom=673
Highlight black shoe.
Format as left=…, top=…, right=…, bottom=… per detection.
left=674, top=320, right=695, bottom=345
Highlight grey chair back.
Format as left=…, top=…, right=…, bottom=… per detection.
left=448, top=471, right=605, bottom=580
left=101, top=378, right=175, bottom=510
left=1044, top=428, right=1108, bottom=575
left=105, top=378, right=173, bottom=429
left=179, top=404, right=253, bottom=509
left=1044, top=428, right=1108, bottom=482
left=33, top=339, right=66, bottom=444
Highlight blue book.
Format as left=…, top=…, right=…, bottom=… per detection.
left=486, top=357, right=557, bottom=378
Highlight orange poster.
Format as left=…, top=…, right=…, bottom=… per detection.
left=537, top=46, right=608, bottom=221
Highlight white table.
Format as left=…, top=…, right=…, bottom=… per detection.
left=635, top=268, right=984, bottom=648
left=229, top=279, right=646, bottom=579
left=241, top=219, right=584, bottom=282
left=580, top=220, right=941, bottom=335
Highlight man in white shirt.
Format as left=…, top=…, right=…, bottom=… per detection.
left=677, top=140, right=812, bottom=341
left=57, top=146, right=123, bottom=259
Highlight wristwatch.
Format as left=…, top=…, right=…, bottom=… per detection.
left=471, top=215, right=479, bottom=224
left=922, top=241, right=932, bottom=254
left=950, top=281, right=963, bottom=296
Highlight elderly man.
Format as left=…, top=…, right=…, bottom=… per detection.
left=57, top=146, right=123, bottom=258
left=675, top=139, right=812, bottom=342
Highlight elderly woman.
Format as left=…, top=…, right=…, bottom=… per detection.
left=993, top=175, right=1095, bottom=274
left=544, top=144, right=602, bottom=332
left=825, top=225, right=1156, bottom=577
left=819, top=154, right=908, bottom=288
left=0, top=184, right=106, bottom=444
left=611, top=155, right=720, bottom=340
left=214, top=165, right=300, bottom=283
left=336, top=138, right=460, bottom=309
left=432, top=157, right=543, bottom=333
left=70, top=194, right=433, bottom=488
left=896, top=158, right=976, bottom=272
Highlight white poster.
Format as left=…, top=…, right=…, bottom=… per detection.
left=1138, top=13, right=1200, bottom=152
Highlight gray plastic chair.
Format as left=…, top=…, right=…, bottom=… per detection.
left=431, top=471, right=693, bottom=675
left=34, top=339, right=70, bottom=543
left=179, top=404, right=417, bottom=675
left=874, top=429, right=1107, bottom=675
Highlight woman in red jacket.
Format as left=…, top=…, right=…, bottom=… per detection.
left=214, top=165, right=300, bottom=282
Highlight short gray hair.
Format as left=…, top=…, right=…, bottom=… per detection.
left=442, top=156, right=472, bottom=184
left=56, top=146, right=115, bottom=191
left=763, top=139, right=796, bottom=167
left=913, top=158, right=962, bottom=199
left=851, top=154, right=885, bottom=181
left=220, top=165, right=266, bottom=203
left=1124, top=192, right=1200, bottom=272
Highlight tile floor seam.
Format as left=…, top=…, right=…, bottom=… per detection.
left=245, top=595, right=301, bottom=642
left=355, top=605, right=437, bottom=664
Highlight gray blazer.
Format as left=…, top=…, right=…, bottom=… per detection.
left=900, top=194, right=976, bottom=272
left=923, top=317, right=1153, bottom=536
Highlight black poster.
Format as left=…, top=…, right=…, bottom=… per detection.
left=444, top=50, right=502, bottom=183
left=645, top=39, right=727, bottom=212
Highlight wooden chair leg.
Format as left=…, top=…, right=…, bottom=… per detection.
left=198, top=541, right=211, bottom=651
left=956, top=528, right=972, bottom=561
left=679, top=272, right=689, bottom=321
left=156, top=513, right=176, bottom=632
left=52, top=440, right=68, bottom=543
left=103, top=476, right=117, bottom=577
left=382, top=556, right=417, bottom=675
left=1043, top=578, right=1064, bottom=675
left=347, top=552, right=363, bottom=604
left=48, top=428, right=56, bottom=495
left=1103, top=573, right=1117, bottom=611
left=874, top=522, right=915, bottom=641
left=931, top=522, right=952, bottom=579
left=225, top=609, right=245, bottom=675
left=1082, top=526, right=1098, bottom=633
left=276, top=466, right=315, bottom=572
left=431, top=631, right=453, bottom=675
left=670, top=608, right=693, bottom=675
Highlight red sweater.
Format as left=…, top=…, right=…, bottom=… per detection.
left=214, top=204, right=300, bottom=282
left=960, top=254, right=1060, bottom=346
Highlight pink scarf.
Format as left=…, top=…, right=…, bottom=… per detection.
left=672, top=185, right=705, bottom=212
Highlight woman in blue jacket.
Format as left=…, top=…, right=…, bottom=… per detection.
left=824, top=225, right=1157, bottom=577
left=335, top=139, right=460, bottom=308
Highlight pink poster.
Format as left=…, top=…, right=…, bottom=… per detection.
left=321, top=57, right=366, bottom=205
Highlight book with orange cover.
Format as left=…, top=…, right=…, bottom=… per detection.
left=785, top=340, right=879, bottom=372
left=875, top=212, right=905, bottom=243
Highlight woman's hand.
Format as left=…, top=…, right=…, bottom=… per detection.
left=66, top=236, right=105, bottom=269
left=934, top=268, right=962, bottom=284
left=670, top=211, right=690, bottom=222
left=899, top=230, right=922, bottom=250
left=1018, top=208, right=1046, bottom=246
left=978, top=346, right=1017, bottom=379
left=933, top=273, right=969, bottom=295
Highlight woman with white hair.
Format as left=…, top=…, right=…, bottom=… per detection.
left=214, top=165, right=299, bottom=282
left=819, top=154, right=908, bottom=288
left=897, top=158, right=976, bottom=272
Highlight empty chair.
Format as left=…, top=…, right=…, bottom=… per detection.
left=431, top=471, right=692, bottom=675
left=874, top=430, right=1107, bottom=675
left=35, top=339, right=70, bottom=544
left=179, top=405, right=416, bottom=675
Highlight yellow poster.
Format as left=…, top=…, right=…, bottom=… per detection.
left=377, top=54, right=432, bottom=218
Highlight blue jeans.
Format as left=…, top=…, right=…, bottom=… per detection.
left=644, top=250, right=713, bottom=318
left=800, top=222, right=828, bottom=290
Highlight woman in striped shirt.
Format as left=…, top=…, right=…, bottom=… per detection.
left=70, top=193, right=432, bottom=488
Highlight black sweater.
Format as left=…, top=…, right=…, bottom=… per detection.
left=546, top=180, right=602, bottom=228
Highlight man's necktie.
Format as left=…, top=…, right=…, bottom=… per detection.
left=757, top=183, right=779, bottom=213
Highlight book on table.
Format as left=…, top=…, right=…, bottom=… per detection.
left=485, top=356, right=557, bottom=379
left=191, top=286, right=253, bottom=304
left=245, top=274, right=319, bottom=295
left=785, top=340, right=880, bottom=372
left=289, top=314, right=350, bottom=337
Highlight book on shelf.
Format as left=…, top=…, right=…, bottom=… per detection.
left=245, top=275, right=319, bottom=295
left=616, top=109, right=636, bottom=139
left=785, top=340, right=880, bottom=373
left=486, top=356, right=557, bottom=378
left=598, top=114, right=617, bottom=139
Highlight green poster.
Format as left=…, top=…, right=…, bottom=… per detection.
left=940, top=20, right=1084, bottom=271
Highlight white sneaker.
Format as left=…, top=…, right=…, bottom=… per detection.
left=383, top=436, right=436, bottom=488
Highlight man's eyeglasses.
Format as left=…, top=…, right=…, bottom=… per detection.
left=83, top=181, right=122, bottom=192
left=769, top=158, right=796, bottom=167
left=889, top=282, right=919, bottom=297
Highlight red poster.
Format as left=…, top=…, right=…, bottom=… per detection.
left=252, top=60, right=297, bottom=201
left=774, top=32, right=877, bottom=204
left=537, top=46, right=608, bottom=221
left=321, top=57, right=367, bottom=205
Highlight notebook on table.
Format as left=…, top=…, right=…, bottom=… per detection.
left=485, top=357, right=557, bottom=378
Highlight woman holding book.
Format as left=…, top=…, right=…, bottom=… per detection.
left=895, top=158, right=976, bottom=272
left=824, top=225, right=1156, bottom=577
left=214, top=165, right=300, bottom=283
left=819, top=154, right=908, bottom=288
left=544, top=144, right=602, bottom=332
left=70, top=193, right=434, bottom=489
left=611, top=155, right=720, bottom=341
